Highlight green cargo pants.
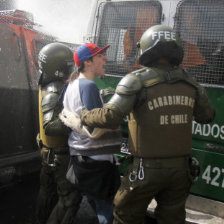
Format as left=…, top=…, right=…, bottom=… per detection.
left=36, top=151, right=82, bottom=224
left=113, top=156, right=192, bottom=224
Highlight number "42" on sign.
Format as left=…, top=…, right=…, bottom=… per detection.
left=202, top=165, right=224, bottom=187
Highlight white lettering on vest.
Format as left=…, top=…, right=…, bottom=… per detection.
left=170, top=114, right=188, bottom=124
left=147, top=95, right=194, bottom=111
left=160, top=115, right=169, bottom=125
left=159, top=114, right=188, bottom=125
left=148, top=101, right=154, bottom=110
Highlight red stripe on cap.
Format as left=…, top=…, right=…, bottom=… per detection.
left=73, top=51, right=82, bottom=67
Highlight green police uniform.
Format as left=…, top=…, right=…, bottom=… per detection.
left=36, top=43, right=82, bottom=224
left=81, top=25, right=215, bottom=224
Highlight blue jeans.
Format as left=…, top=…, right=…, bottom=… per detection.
left=87, top=195, right=114, bottom=224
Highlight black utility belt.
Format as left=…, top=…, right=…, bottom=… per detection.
left=75, top=155, right=94, bottom=163
left=72, top=155, right=114, bottom=168
left=135, top=156, right=189, bottom=168
left=42, top=146, right=69, bottom=155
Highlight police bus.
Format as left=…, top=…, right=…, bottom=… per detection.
left=84, top=0, right=224, bottom=218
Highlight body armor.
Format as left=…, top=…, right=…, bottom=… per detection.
left=128, top=71, right=196, bottom=157
left=109, top=67, right=196, bottom=157
left=39, top=81, right=69, bottom=149
left=82, top=66, right=215, bottom=158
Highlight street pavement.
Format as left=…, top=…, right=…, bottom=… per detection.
left=147, top=199, right=224, bottom=224
left=1, top=172, right=224, bottom=224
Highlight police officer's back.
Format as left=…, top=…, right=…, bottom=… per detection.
left=80, top=25, right=215, bottom=224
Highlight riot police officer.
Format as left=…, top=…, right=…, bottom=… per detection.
left=80, top=25, right=215, bottom=224
left=36, top=43, right=82, bottom=224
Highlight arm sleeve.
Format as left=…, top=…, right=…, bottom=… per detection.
left=41, top=90, right=70, bottom=136
left=45, top=118, right=71, bottom=136
left=81, top=107, right=124, bottom=129
left=80, top=81, right=103, bottom=110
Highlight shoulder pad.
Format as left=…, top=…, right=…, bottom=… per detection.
left=179, top=70, right=202, bottom=90
left=43, top=81, right=64, bottom=94
left=140, top=67, right=196, bottom=86
left=162, top=68, right=188, bottom=83
left=42, top=92, right=59, bottom=112
left=136, top=68, right=162, bottom=87
left=115, top=69, right=144, bottom=95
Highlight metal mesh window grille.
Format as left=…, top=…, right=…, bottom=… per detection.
left=95, top=1, right=162, bottom=76
left=175, top=0, right=224, bottom=85
left=0, top=10, right=34, bottom=28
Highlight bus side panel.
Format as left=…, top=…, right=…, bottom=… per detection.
left=191, top=148, right=224, bottom=202
left=0, top=24, right=38, bottom=158
left=191, top=87, right=224, bottom=202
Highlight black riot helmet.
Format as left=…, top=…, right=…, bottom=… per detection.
left=38, top=42, right=74, bottom=84
left=137, top=25, right=184, bottom=67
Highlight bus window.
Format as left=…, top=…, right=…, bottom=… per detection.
left=175, top=0, right=224, bottom=84
left=95, top=1, right=162, bottom=76
left=123, top=8, right=160, bottom=72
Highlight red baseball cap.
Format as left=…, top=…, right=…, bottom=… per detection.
left=74, top=43, right=110, bottom=67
